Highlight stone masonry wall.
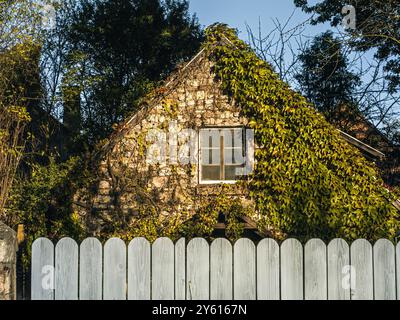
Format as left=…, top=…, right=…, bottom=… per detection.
left=77, top=55, right=254, bottom=236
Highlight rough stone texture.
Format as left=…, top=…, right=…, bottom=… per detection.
left=0, top=222, right=17, bottom=300
left=76, top=54, right=254, bottom=236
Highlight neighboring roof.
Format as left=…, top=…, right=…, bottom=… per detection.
left=339, top=130, right=385, bottom=160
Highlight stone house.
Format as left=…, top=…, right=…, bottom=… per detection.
left=75, top=32, right=398, bottom=239
left=76, top=46, right=264, bottom=238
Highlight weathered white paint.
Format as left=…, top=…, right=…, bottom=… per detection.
left=175, top=238, right=186, bottom=300
left=128, top=237, right=150, bottom=300
left=397, top=242, right=400, bottom=301
left=234, top=238, right=256, bottom=300
left=373, top=239, right=396, bottom=300
left=350, top=239, right=373, bottom=300
left=327, top=238, right=350, bottom=300
left=55, top=238, right=78, bottom=300
left=281, top=238, right=303, bottom=300
left=152, top=238, right=174, bottom=300
left=80, top=238, right=102, bottom=300
left=31, top=237, right=400, bottom=301
left=257, top=238, right=280, bottom=300
left=31, top=238, right=54, bottom=300
left=304, top=239, right=327, bottom=300
left=103, top=238, right=126, bottom=300
left=210, top=238, right=232, bottom=300
left=187, top=238, right=209, bottom=300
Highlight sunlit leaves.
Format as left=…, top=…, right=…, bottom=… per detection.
left=205, top=24, right=399, bottom=242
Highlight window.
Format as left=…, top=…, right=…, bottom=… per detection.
left=199, top=127, right=253, bottom=184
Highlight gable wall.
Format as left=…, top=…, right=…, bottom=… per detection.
left=78, top=56, right=253, bottom=235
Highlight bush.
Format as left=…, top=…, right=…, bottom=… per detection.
left=6, top=156, right=86, bottom=267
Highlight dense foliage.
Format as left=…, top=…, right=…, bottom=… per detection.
left=7, top=157, right=87, bottom=267
left=63, top=0, right=203, bottom=144
left=0, top=42, right=40, bottom=219
left=0, top=0, right=47, bottom=218
left=205, top=25, right=399, bottom=241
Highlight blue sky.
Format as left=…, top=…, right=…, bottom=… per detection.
left=189, top=0, right=329, bottom=41
left=188, top=0, right=332, bottom=86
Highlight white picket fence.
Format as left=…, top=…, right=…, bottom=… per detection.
left=31, top=237, right=400, bottom=300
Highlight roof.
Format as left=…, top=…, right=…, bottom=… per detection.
left=339, top=130, right=385, bottom=160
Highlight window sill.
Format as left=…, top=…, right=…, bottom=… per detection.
left=198, top=180, right=238, bottom=185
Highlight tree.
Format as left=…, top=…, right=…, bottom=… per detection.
left=0, top=45, right=35, bottom=219
left=292, top=1, right=400, bottom=144
left=63, top=0, right=203, bottom=145
left=0, top=0, right=43, bottom=51
left=40, top=0, right=82, bottom=119
left=295, top=31, right=361, bottom=130
left=246, top=15, right=400, bottom=145
left=246, top=13, right=311, bottom=85
left=294, top=0, right=400, bottom=92
left=0, top=0, right=45, bottom=219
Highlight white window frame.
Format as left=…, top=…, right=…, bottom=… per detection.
left=198, top=126, right=251, bottom=185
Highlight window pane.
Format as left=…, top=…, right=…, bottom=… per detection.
left=224, top=148, right=245, bottom=165
left=202, top=165, right=221, bottom=181
left=200, top=129, right=220, bottom=148
left=225, top=165, right=244, bottom=180
left=223, top=128, right=243, bottom=148
left=201, top=148, right=220, bottom=165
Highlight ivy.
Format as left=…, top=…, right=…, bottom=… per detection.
left=203, top=24, right=399, bottom=242
left=178, top=190, right=251, bottom=242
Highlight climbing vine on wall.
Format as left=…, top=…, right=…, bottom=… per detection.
left=90, top=119, right=251, bottom=243
left=204, top=24, right=399, bottom=241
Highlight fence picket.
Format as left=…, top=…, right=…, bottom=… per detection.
left=327, top=238, right=350, bottom=300
left=104, top=238, right=126, bottom=300
left=373, top=239, right=396, bottom=300
left=281, top=239, right=303, bottom=300
left=233, top=238, right=256, bottom=300
left=152, top=238, right=174, bottom=300
left=210, top=238, right=232, bottom=300
left=31, top=236, right=400, bottom=301
left=350, top=239, right=373, bottom=300
left=175, top=238, right=186, bottom=300
left=80, top=238, right=102, bottom=300
left=31, top=238, right=54, bottom=300
left=128, top=238, right=150, bottom=300
left=257, top=238, right=279, bottom=300
left=397, top=242, right=400, bottom=301
left=305, top=239, right=327, bottom=300
left=187, top=238, right=209, bottom=300
left=55, top=238, right=78, bottom=300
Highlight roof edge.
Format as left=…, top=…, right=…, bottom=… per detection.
left=339, top=129, right=385, bottom=159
